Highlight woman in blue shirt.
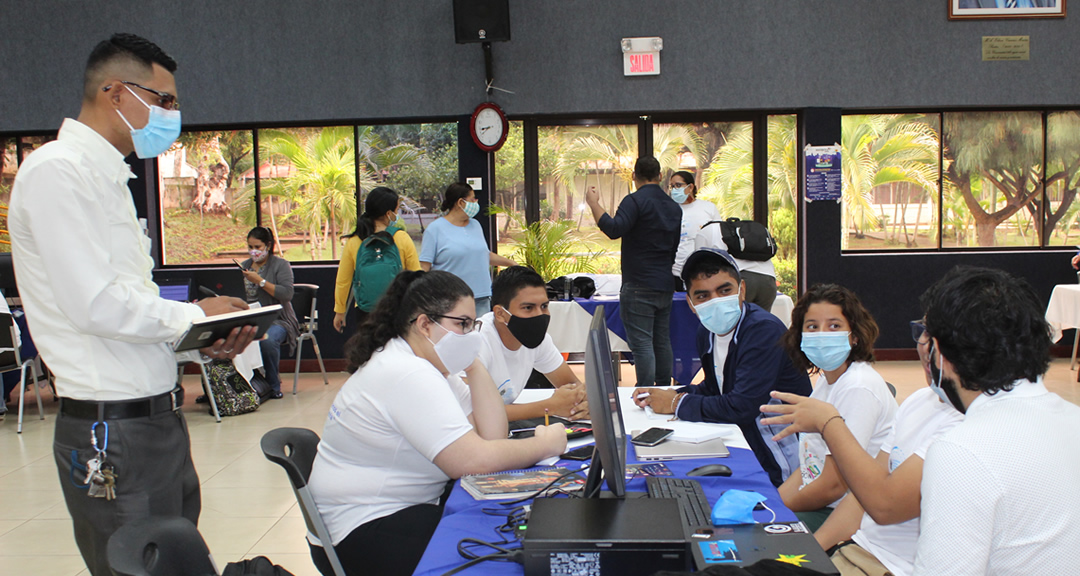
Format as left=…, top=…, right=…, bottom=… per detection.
left=419, top=182, right=517, bottom=316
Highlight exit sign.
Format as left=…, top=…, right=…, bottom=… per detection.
left=622, top=37, right=662, bottom=76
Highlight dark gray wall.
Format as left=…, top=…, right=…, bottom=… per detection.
left=3, top=0, right=1079, bottom=132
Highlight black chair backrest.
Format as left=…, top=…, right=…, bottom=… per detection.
left=260, top=427, right=321, bottom=489
left=291, top=284, right=317, bottom=322
left=107, top=516, right=217, bottom=576
left=0, top=312, right=18, bottom=368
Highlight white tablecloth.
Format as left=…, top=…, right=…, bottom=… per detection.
left=547, top=298, right=630, bottom=353
left=770, top=293, right=794, bottom=328
left=1046, top=284, right=1080, bottom=342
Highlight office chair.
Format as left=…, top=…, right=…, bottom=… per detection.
left=290, top=284, right=328, bottom=395
left=107, top=516, right=217, bottom=576
left=0, top=312, right=44, bottom=434
left=261, top=427, right=346, bottom=576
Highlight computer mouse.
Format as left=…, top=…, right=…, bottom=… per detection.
left=687, top=464, right=733, bottom=477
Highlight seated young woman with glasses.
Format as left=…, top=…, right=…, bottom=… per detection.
left=307, top=270, right=568, bottom=576
left=760, top=316, right=964, bottom=576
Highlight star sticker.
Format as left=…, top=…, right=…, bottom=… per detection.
left=776, top=554, right=809, bottom=567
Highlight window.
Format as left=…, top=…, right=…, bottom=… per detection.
left=1043, top=111, right=1080, bottom=245
left=493, top=121, right=525, bottom=261
left=1, top=138, right=15, bottom=251
left=768, top=114, right=798, bottom=298
left=654, top=121, right=755, bottom=220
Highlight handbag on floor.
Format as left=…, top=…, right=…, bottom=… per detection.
left=223, top=556, right=295, bottom=575
left=205, top=360, right=260, bottom=416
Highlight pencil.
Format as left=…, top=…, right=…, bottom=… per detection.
left=544, top=408, right=550, bottom=427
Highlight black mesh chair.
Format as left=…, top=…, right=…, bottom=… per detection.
left=260, top=427, right=345, bottom=576
left=107, top=516, right=217, bottom=576
left=290, top=284, right=328, bottom=395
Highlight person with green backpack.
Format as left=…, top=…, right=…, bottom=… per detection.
left=333, top=187, right=420, bottom=333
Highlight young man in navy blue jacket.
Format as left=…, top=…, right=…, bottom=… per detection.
left=633, top=248, right=811, bottom=486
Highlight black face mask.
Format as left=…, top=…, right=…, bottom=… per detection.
left=928, top=342, right=967, bottom=414
left=504, top=312, right=551, bottom=349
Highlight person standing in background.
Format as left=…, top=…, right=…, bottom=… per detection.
left=669, top=170, right=720, bottom=291
left=586, top=157, right=681, bottom=386
left=7, top=33, right=256, bottom=575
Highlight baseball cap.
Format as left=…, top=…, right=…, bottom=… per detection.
left=681, top=248, right=741, bottom=284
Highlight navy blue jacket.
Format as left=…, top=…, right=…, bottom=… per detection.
left=597, top=183, right=681, bottom=292
left=676, top=303, right=812, bottom=486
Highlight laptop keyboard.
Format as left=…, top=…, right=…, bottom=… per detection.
left=646, top=477, right=713, bottom=529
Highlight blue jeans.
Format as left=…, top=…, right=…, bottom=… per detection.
left=619, top=283, right=674, bottom=386
left=474, top=296, right=492, bottom=318
left=259, top=323, right=289, bottom=393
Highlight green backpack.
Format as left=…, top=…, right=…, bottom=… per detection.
left=352, top=225, right=403, bottom=312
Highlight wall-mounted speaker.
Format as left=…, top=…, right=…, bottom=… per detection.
left=453, top=0, right=510, bottom=44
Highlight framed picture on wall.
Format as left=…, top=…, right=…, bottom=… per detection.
left=949, top=0, right=1066, bottom=19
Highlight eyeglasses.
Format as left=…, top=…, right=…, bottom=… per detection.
left=121, top=81, right=179, bottom=110
left=428, top=314, right=482, bottom=334
left=910, top=320, right=929, bottom=344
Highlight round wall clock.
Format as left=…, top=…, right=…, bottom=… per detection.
left=469, top=102, right=509, bottom=153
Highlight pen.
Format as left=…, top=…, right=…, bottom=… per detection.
left=635, top=392, right=650, bottom=400
left=544, top=408, right=550, bottom=427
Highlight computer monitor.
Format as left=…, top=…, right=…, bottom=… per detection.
left=582, top=305, right=628, bottom=498
left=190, top=268, right=245, bottom=299
left=157, top=278, right=192, bottom=302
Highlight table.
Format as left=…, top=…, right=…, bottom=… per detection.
left=413, top=389, right=797, bottom=576
left=1046, top=284, right=1080, bottom=369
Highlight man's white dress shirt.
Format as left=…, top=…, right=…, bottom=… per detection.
left=9, top=119, right=204, bottom=401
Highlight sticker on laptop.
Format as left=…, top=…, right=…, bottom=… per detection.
left=764, top=524, right=793, bottom=534
left=698, top=540, right=741, bottom=564
left=775, top=554, right=810, bottom=567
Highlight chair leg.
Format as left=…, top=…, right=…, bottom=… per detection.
left=32, top=363, right=43, bottom=421
left=17, top=363, right=27, bottom=434
left=310, top=334, right=329, bottom=386
left=199, top=363, right=221, bottom=423
left=293, top=335, right=305, bottom=395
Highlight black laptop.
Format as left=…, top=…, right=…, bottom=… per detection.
left=690, top=522, right=838, bottom=574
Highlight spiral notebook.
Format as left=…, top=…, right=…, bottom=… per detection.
left=461, top=466, right=586, bottom=500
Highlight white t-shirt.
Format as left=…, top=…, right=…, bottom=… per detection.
left=694, top=221, right=776, bottom=278
left=913, top=379, right=1080, bottom=576
left=673, top=199, right=721, bottom=277
left=852, top=387, right=964, bottom=576
left=798, top=361, right=897, bottom=506
left=476, top=312, right=565, bottom=404
left=308, top=338, right=474, bottom=546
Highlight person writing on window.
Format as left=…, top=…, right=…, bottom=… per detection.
left=308, top=270, right=567, bottom=576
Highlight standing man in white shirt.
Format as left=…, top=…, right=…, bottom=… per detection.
left=477, top=266, right=589, bottom=421
left=8, top=33, right=255, bottom=576
left=911, top=266, right=1080, bottom=576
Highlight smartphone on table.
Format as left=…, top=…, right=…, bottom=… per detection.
left=630, top=427, right=674, bottom=447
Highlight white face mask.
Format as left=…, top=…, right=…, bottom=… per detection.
left=427, top=321, right=482, bottom=374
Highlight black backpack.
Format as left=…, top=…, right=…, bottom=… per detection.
left=702, top=218, right=777, bottom=262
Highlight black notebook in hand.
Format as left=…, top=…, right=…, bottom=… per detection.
left=173, top=304, right=281, bottom=352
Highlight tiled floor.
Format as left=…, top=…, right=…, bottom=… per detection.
left=2, top=359, right=1078, bottom=576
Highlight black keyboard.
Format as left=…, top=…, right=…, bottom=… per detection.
left=646, top=476, right=712, bottom=529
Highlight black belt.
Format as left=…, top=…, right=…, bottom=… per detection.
left=60, top=387, right=184, bottom=420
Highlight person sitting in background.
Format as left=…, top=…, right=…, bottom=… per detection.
left=633, top=248, right=811, bottom=486
left=308, top=270, right=567, bottom=576
left=333, top=186, right=420, bottom=334
left=477, top=266, right=589, bottom=421
left=420, top=182, right=517, bottom=317
left=774, top=284, right=897, bottom=532
left=240, top=226, right=299, bottom=399
left=760, top=317, right=962, bottom=576
left=669, top=170, right=720, bottom=291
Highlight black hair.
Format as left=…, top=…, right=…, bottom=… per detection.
left=492, top=266, right=546, bottom=310
left=671, top=171, right=695, bottom=187
left=247, top=226, right=276, bottom=253
left=440, top=182, right=474, bottom=213
left=345, top=270, right=474, bottom=371
left=84, top=33, right=177, bottom=102
left=634, top=157, right=662, bottom=183
left=346, top=187, right=399, bottom=239
left=782, top=284, right=879, bottom=373
left=684, top=254, right=740, bottom=290
left=920, top=266, right=1051, bottom=394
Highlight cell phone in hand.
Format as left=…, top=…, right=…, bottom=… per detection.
left=630, top=427, right=674, bottom=447
left=232, top=258, right=247, bottom=271
left=560, top=445, right=595, bottom=461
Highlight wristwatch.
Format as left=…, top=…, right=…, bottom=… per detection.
left=259, top=279, right=267, bottom=288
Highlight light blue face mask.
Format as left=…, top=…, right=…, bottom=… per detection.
left=387, top=211, right=398, bottom=227
left=712, top=489, right=773, bottom=525
left=694, top=294, right=742, bottom=336
left=463, top=199, right=480, bottom=218
left=801, top=331, right=852, bottom=371
left=671, top=187, right=689, bottom=204
left=116, top=86, right=181, bottom=159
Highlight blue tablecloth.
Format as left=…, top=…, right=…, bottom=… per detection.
left=413, top=444, right=795, bottom=576
left=575, top=293, right=702, bottom=386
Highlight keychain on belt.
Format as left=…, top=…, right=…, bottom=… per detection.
left=85, top=421, right=118, bottom=500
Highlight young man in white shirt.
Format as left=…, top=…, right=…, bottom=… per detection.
left=476, top=266, right=589, bottom=421
left=8, top=34, right=254, bottom=576
left=912, top=266, right=1080, bottom=575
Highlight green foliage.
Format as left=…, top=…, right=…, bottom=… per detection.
left=770, top=207, right=796, bottom=260
left=491, top=206, right=600, bottom=280
left=773, top=257, right=797, bottom=301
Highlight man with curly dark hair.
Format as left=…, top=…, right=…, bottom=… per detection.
left=911, top=266, right=1080, bottom=575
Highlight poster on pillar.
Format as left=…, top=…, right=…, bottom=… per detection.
left=804, top=144, right=842, bottom=202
